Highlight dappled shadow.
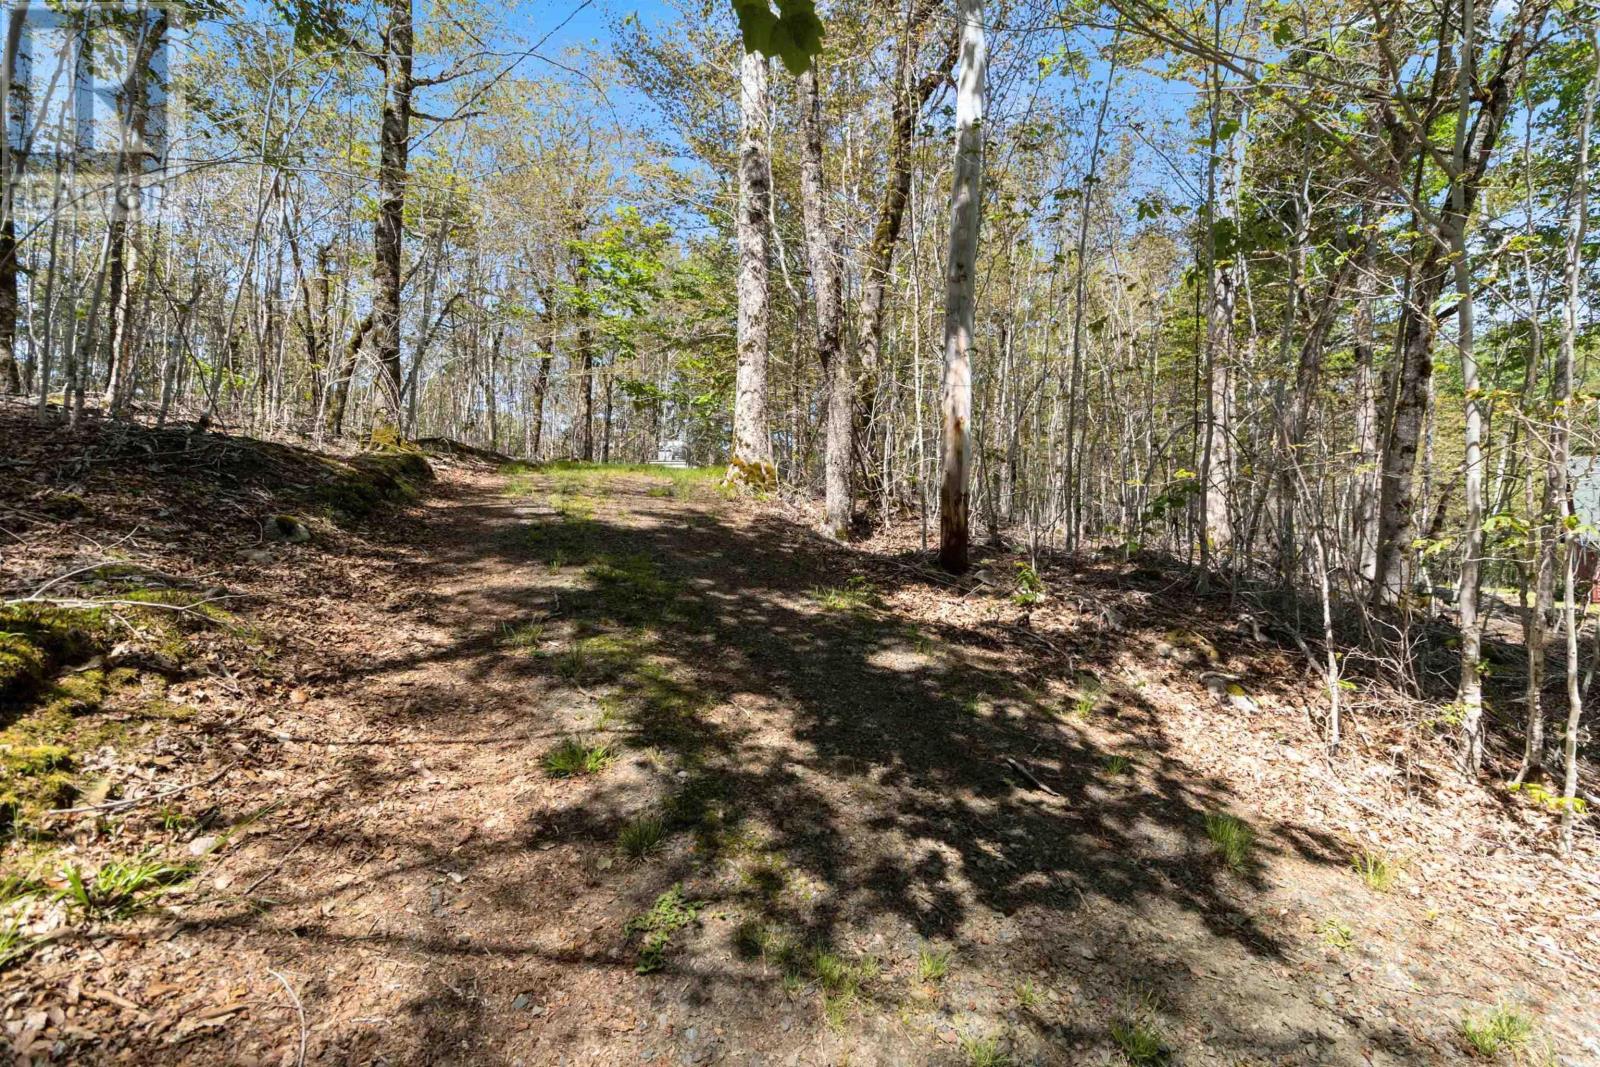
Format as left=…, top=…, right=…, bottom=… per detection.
left=162, top=466, right=1472, bottom=1064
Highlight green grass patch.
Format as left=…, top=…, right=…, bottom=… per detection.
left=1459, top=1004, right=1534, bottom=1058
left=1111, top=1017, right=1170, bottom=1065
left=961, top=1034, right=1012, bottom=1067
left=1351, top=847, right=1398, bottom=891
left=916, top=943, right=952, bottom=983
left=542, top=737, right=614, bottom=778
left=810, top=576, right=879, bottom=614
left=618, top=814, right=665, bottom=859
left=1204, top=812, right=1256, bottom=871
left=497, top=621, right=546, bottom=651
left=1104, top=754, right=1132, bottom=776
left=626, top=883, right=702, bottom=974
left=58, top=851, right=196, bottom=917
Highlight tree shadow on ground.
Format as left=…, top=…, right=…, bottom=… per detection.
left=186, top=472, right=1451, bottom=1064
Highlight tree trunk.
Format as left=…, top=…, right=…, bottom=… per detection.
left=727, top=48, right=774, bottom=489
left=1559, top=25, right=1597, bottom=851
left=372, top=0, right=412, bottom=426
left=1453, top=0, right=1487, bottom=774
left=798, top=66, right=849, bottom=537
left=938, top=0, right=987, bottom=574
left=0, top=6, right=25, bottom=396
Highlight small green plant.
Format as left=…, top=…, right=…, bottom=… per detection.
left=0, top=871, right=45, bottom=907
left=961, top=1033, right=1012, bottom=1067
left=1015, top=979, right=1042, bottom=1010
left=1506, top=781, right=1588, bottom=814
left=1204, top=812, right=1256, bottom=871
left=812, top=576, right=878, bottom=613
left=626, top=884, right=702, bottom=974
left=0, top=920, right=30, bottom=969
left=1459, top=1004, right=1534, bottom=1058
left=618, top=814, right=665, bottom=859
left=811, top=948, right=880, bottom=1030
left=1350, top=847, right=1397, bottom=891
left=1068, top=693, right=1095, bottom=719
left=1316, top=917, right=1354, bottom=950
left=497, top=621, right=545, bottom=651
left=58, top=852, right=196, bottom=917
left=916, top=943, right=952, bottom=983
left=542, top=737, right=614, bottom=778
left=1111, top=1017, right=1170, bottom=1065
left=1013, top=562, right=1045, bottom=606
left=1105, top=754, right=1132, bottom=776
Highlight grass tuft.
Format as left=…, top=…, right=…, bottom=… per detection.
left=1315, top=916, right=1354, bottom=950
left=1351, top=847, right=1398, bottom=891
left=58, top=852, right=196, bottom=917
left=542, top=737, right=614, bottom=778
left=1204, top=811, right=1256, bottom=871
left=916, top=943, right=952, bottom=983
left=1459, top=1004, right=1534, bottom=1058
left=1111, top=1017, right=1171, bottom=1065
left=961, top=1034, right=1012, bottom=1067
left=618, top=814, right=665, bottom=859
left=811, top=576, right=878, bottom=613
left=1104, top=754, right=1132, bottom=776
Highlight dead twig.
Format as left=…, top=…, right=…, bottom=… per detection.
left=267, top=969, right=308, bottom=1067
left=1002, top=756, right=1062, bottom=797
left=46, top=765, right=230, bottom=816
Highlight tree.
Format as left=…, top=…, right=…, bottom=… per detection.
left=727, top=47, right=775, bottom=489
left=798, top=64, right=848, bottom=537
left=938, top=0, right=987, bottom=574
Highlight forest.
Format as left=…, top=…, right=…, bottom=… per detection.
left=1, top=0, right=1598, bottom=1061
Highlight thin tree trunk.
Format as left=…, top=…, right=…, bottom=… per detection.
left=798, top=66, right=849, bottom=537
left=371, top=0, right=412, bottom=425
left=938, top=0, right=987, bottom=574
left=1559, top=26, right=1597, bottom=851
left=727, top=47, right=774, bottom=489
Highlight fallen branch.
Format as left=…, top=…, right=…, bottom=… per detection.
left=46, top=765, right=230, bottom=817
left=1002, top=756, right=1062, bottom=797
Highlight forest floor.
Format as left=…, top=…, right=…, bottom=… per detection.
left=2, top=411, right=1599, bottom=1066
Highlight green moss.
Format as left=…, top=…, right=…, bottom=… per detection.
left=0, top=606, right=109, bottom=705
left=308, top=451, right=434, bottom=523
left=1, top=744, right=73, bottom=776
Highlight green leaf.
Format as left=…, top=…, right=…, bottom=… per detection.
left=731, top=0, right=823, bottom=74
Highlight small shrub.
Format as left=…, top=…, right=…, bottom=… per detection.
left=1204, top=812, right=1256, bottom=871
left=626, top=884, right=702, bottom=974
left=543, top=737, right=613, bottom=778
left=618, top=814, right=665, bottom=859
left=1351, top=848, right=1397, bottom=891
left=916, top=943, right=952, bottom=983
left=1459, top=1004, right=1534, bottom=1058
left=1013, top=562, right=1045, bottom=606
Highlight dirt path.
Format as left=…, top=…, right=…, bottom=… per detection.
left=16, top=459, right=1598, bottom=1065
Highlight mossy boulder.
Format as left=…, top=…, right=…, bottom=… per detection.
left=266, top=514, right=312, bottom=543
